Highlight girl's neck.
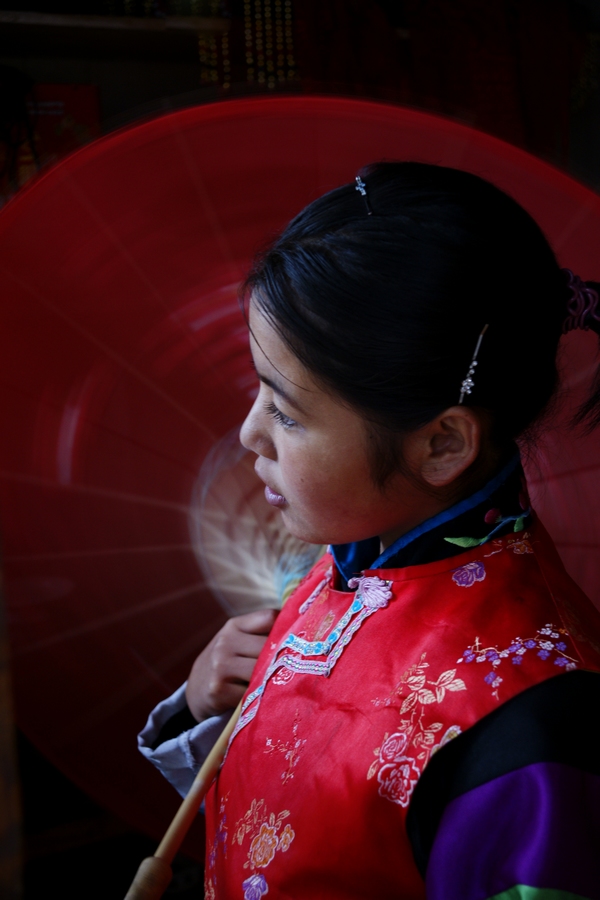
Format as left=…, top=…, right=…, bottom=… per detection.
left=378, top=441, right=509, bottom=552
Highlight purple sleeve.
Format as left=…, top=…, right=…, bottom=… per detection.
left=426, top=761, right=600, bottom=900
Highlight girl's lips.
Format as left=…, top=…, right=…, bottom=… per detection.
left=264, top=485, right=287, bottom=507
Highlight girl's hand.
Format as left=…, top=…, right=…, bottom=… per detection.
left=185, top=608, right=279, bottom=721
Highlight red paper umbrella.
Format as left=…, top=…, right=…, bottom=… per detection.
left=1, top=97, right=599, bottom=843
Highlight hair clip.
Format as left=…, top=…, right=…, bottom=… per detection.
left=561, top=268, right=600, bottom=333
left=459, top=324, right=489, bottom=404
left=355, top=175, right=372, bottom=215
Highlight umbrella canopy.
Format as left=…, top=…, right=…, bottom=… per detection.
left=1, top=96, right=599, bottom=842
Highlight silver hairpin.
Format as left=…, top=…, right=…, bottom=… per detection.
left=355, top=176, right=372, bottom=215
left=458, top=324, right=489, bottom=404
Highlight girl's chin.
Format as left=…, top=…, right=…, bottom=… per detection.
left=278, top=512, right=332, bottom=547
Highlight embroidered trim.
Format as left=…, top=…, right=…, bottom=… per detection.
left=298, top=568, right=331, bottom=614
left=284, top=597, right=362, bottom=656
left=348, top=574, right=393, bottom=608
left=229, top=575, right=393, bottom=745
left=229, top=702, right=260, bottom=746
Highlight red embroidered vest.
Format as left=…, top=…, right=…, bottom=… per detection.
left=204, top=519, right=600, bottom=900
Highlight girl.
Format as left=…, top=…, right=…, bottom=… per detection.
left=140, top=162, right=600, bottom=900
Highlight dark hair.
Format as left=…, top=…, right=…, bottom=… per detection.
left=244, top=162, right=600, bottom=485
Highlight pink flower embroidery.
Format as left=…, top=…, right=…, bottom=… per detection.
left=377, top=758, right=420, bottom=807
left=452, top=561, right=486, bottom=587
left=379, top=731, right=409, bottom=763
left=348, top=575, right=393, bottom=609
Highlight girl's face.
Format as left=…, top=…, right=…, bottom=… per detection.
left=240, top=302, right=443, bottom=549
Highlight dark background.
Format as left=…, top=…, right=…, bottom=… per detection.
left=2, top=1, right=600, bottom=897
left=3, top=2, right=600, bottom=189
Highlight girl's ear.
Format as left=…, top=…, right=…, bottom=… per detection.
left=412, top=406, right=482, bottom=488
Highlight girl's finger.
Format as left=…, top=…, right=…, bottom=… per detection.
left=230, top=632, right=270, bottom=661
left=233, top=608, right=279, bottom=636
left=218, top=683, right=248, bottom=711
left=225, top=656, right=261, bottom=686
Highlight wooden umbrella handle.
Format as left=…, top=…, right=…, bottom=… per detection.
left=124, top=700, right=243, bottom=900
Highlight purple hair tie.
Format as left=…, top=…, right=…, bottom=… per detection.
left=562, top=269, right=600, bottom=334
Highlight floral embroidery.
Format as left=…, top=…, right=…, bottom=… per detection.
left=272, top=666, right=295, bottom=686
left=279, top=824, right=295, bottom=852
left=452, top=560, right=486, bottom=587
left=435, top=724, right=462, bottom=752
left=235, top=799, right=268, bottom=846
left=507, top=537, right=533, bottom=554
left=204, top=793, right=230, bottom=899
left=209, top=796, right=229, bottom=866
left=250, top=823, right=279, bottom=868
left=369, top=654, right=466, bottom=807
left=483, top=531, right=533, bottom=557
left=347, top=574, right=393, bottom=608
left=265, top=711, right=306, bottom=783
left=377, top=758, right=420, bottom=806
left=379, top=731, right=408, bottom=762
left=483, top=539, right=504, bottom=557
left=242, top=873, right=269, bottom=900
left=234, top=799, right=296, bottom=898
left=457, top=624, right=577, bottom=698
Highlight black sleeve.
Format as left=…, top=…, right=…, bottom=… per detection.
left=406, top=670, right=600, bottom=900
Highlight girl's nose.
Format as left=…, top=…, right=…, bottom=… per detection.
left=240, top=396, right=276, bottom=460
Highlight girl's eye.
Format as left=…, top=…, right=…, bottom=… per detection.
left=265, top=401, right=297, bottom=429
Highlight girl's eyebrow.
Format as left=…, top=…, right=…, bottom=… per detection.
left=256, top=370, right=307, bottom=415
left=249, top=356, right=309, bottom=414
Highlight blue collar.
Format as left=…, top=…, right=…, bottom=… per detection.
left=330, top=454, right=522, bottom=583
